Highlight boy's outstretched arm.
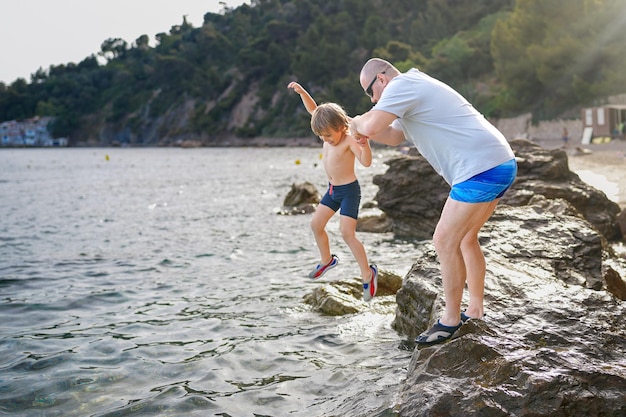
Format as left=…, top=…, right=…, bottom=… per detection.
left=288, top=82, right=317, bottom=114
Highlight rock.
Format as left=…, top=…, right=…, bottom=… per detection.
left=393, top=204, right=626, bottom=416
left=617, top=209, right=626, bottom=240
left=279, top=181, right=321, bottom=215
left=392, top=245, right=444, bottom=338
left=283, top=181, right=320, bottom=207
left=503, top=139, right=622, bottom=241
left=302, top=282, right=362, bottom=315
left=356, top=213, right=394, bottom=233
left=302, top=269, right=403, bottom=316
left=372, top=139, right=623, bottom=241
left=604, top=265, right=626, bottom=300
left=372, top=155, right=449, bottom=240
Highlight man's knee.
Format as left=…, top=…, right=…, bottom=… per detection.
left=432, top=227, right=449, bottom=253
left=460, top=234, right=480, bottom=251
left=433, top=221, right=465, bottom=254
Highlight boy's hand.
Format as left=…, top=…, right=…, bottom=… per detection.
left=288, top=81, right=317, bottom=114
left=287, top=81, right=304, bottom=95
left=350, top=116, right=369, bottom=144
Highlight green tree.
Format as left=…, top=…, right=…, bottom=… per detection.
left=100, top=38, right=129, bottom=61
left=492, top=0, right=626, bottom=117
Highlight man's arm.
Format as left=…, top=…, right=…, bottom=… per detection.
left=350, top=110, right=405, bottom=146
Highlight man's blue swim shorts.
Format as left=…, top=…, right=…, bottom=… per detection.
left=450, top=158, right=517, bottom=203
left=319, top=180, right=361, bottom=219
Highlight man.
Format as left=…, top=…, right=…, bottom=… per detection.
left=350, top=58, right=517, bottom=345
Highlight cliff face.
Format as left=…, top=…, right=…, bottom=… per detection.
left=75, top=97, right=220, bottom=146
left=74, top=79, right=265, bottom=146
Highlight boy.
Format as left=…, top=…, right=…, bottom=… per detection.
left=288, top=81, right=378, bottom=301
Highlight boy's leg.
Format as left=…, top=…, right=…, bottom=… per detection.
left=339, top=215, right=371, bottom=281
left=310, top=204, right=336, bottom=264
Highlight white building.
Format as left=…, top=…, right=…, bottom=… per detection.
left=0, top=117, right=67, bottom=147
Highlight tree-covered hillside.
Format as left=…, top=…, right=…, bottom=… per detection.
left=0, top=0, right=624, bottom=146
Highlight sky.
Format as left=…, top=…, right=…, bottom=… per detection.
left=0, top=0, right=250, bottom=84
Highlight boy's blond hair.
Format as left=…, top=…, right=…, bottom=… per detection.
left=311, top=103, right=350, bottom=136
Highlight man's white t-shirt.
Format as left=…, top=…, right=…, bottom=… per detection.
left=373, top=68, right=515, bottom=186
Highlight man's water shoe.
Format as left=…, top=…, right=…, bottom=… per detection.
left=415, top=320, right=462, bottom=345
left=308, top=254, right=339, bottom=279
left=461, top=311, right=485, bottom=323
left=362, top=264, right=378, bottom=302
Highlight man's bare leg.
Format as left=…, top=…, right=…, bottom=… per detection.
left=433, top=198, right=499, bottom=326
left=460, top=199, right=499, bottom=319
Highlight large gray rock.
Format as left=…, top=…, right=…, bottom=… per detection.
left=394, top=204, right=626, bottom=416
left=372, top=152, right=448, bottom=240
left=283, top=181, right=320, bottom=207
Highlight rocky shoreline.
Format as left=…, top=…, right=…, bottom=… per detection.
left=286, top=139, right=626, bottom=416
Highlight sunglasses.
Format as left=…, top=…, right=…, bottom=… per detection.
left=365, top=71, right=386, bottom=97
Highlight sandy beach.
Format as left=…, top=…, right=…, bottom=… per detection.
left=535, top=137, right=626, bottom=210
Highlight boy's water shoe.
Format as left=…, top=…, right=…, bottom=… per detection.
left=308, top=254, right=339, bottom=279
left=362, top=264, right=378, bottom=302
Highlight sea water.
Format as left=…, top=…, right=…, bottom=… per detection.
left=0, top=147, right=419, bottom=416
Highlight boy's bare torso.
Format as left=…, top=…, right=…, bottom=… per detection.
left=322, top=135, right=358, bottom=186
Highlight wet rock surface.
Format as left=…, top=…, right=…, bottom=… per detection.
left=304, top=203, right=626, bottom=416
left=394, top=204, right=626, bottom=416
